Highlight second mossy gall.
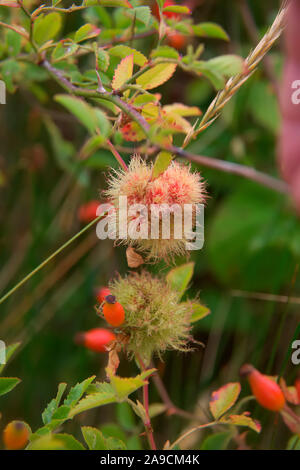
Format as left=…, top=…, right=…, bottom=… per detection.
left=109, top=271, right=194, bottom=365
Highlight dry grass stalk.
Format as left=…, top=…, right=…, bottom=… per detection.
left=186, top=6, right=288, bottom=144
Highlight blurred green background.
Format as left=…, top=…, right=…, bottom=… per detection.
left=0, top=0, right=299, bottom=449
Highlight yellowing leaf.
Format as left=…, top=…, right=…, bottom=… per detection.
left=109, top=45, right=147, bottom=66
left=163, top=5, right=190, bottom=15
left=209, top=383, right=241, bottom=420
left=112, top=54, right=134, bottom=90
left=163, top=103, right=202, bottom=117
left=74, top=24, right=100, bottom=43
left=107, top=368, right=155, bottom=401
left=136, top=63, right=177, bottom=90
left=220, top=413, right=261, bottom=433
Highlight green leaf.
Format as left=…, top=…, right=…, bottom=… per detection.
left=116, top=402, right=136, bottom=431
left=42, top=382, right=67, bottom=425
left=107, top=368, right=155, bottom=401
left=190, top=303, right=210, bottom=323
left=82, top=426, right=107, bottom=450
left=97, top=48, right=110, bottom=71
left=136, top=63, right=177, bottom=90
left=220, top=413, right=261, bottom=433
left=0, top=342, right=20, bottom=375
left=6, top=30, right=21, bottom=56
left=127, top=6, right=151, bottom=26
left=133, top=94, right=158, bottom=106
left=109, top=45, right=147, bottom=66
left=193, top=22, right=229, bottom=41
left=64, top=376, right=96, bottom=407
left=200, top=431, right=232, bottom=450
left=287, top=435, right=300, bottom=450
left=81, top=426, right=126, bottom=450
left=74, top=24, right=101, bottom=43
left=209, top=382, right=241, bottom=420
left=194, top=61, right=225, bottom=90
left=247, top=80, right=280, bottom=133
left=55, top=95, right=97, bottom=133
left=205, top=54, right=244, bottom=77
left=55, top=95, right=110, bottom=136
left=69, top=383, right=117, bottom=417
left=0, top=377, right=20, bottom=397
left=166, top=262, right=194, bottom=296
left=152, top=151, right=173, bottom=179
left=0, top=59, right=20, bottom=93
left=151, top=46, right=179, bottom=60
left=33, top=13, right=62, bottom=45
left=112, top=54, right=134, bottom=90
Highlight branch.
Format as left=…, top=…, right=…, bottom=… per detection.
left=169, top=145, right=289, bottom=194
left=150, top=365, right=196, bottom=421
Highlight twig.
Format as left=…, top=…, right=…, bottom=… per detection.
left=150, top=363, right=196, bottom=421
left=231, top=289, right=300, bottom=305
left=169, top=145, right=288, bottom=194
left=106, top=139, right=128, bottom=171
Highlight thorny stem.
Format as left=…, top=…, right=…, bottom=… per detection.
left=137, top=355, right=157, bottom=450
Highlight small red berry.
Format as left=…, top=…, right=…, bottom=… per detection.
left=96, top=287, right=111, bottom=304
left=240, top=364, right=285, bottom=412
left=3, top=421, right=30, bottom=450
left=103, top=295, right=125, bottom=327
left=78, top=200, right=100, bottom=224
left=75, top=328, right=116, bottom=353
left=167, top=31, right=186, bottom=50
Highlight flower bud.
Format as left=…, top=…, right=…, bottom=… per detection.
left=240, top=364, right=285, bottom=411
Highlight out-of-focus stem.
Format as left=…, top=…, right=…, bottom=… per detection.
left=137, top=355, right=157, bottom=450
